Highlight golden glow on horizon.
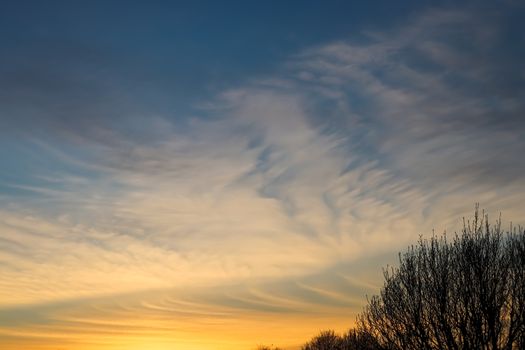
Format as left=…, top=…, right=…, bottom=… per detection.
left=0, top=304, right=357, bottom=350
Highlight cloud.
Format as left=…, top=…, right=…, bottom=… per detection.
left=292, top=9, right=525, bottom=190
left=0, top=257, right=393, bottom=350
left=1, top=5, right=524, bottom=349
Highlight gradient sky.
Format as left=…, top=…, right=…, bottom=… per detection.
left=1, top=1, right=525, bottom=349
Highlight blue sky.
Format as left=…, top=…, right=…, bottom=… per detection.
left=0, top=1, right=524, bottom=349
left=0, top=0, right=457, bottom=125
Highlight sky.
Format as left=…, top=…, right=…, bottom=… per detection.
left=0, top=1, right=524, bottom=349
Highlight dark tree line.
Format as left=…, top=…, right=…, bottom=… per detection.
left=258, top=208, right=525, bottom=350
left=302, top=329, right=380, bottom=350
left=358, top=208, right=524, bottom=350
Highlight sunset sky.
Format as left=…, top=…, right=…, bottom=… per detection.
left=1, top=1, right=524, bottom=349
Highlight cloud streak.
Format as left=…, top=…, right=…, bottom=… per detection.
left=1, top=6, right=524, bottom=350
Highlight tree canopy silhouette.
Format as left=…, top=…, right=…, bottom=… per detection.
left=358, top=207, right=525, bottom=350
left=301, top=329, right=380, bottom=350
left=302, top=330, right=343, bottom=350
left=257, top=207, right=524, bottom=350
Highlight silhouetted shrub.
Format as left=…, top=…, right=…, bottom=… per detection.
left=301, top=329, right=382, bottom=350
left=341, top=329, right=382, bottom=350
left=302, top=330, right=344, bottom=350
left=256, top=346, right=283, bottom=350
left=358, top=207, right=525, bottom=350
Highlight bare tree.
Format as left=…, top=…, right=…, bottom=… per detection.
left=358, top=207, right=525, bottom=350
left=342, top=329, right=383, bottom=350
left=301, top=329, right=382, bottom=350
left=302, top=330, right=344, bottom=350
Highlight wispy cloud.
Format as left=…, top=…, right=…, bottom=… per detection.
left=1, top=6, right=524, bottom=349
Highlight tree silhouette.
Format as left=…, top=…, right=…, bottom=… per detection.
left=341, top=329, right=382, bottom=350
left=256, top=346, right=283, bottom=350
left=301, top=329, right=380, bottom=350
left=302, top=330, right=344, bottom=350
left=257, top=207, right=524, bottom=350
left=358, top=207, right=525, bottom=350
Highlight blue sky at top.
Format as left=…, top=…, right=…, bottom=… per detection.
left=0, top=0, right=449, bottom=118
left=0, top=0, right=523, bottom=221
